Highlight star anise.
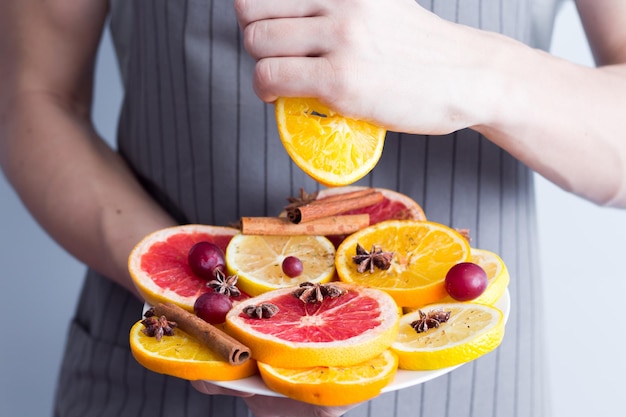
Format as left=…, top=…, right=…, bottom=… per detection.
left=141, top=311, right=177, bottom=341
left=410, top=309, right=451, bottom=333
left=291, top=282, right=347, bottom=303
left=242, top=303, right=280, bottom=319
left=352, top=243, right=394, bottom=273
left=284, top=188, right=319, bottom=210
left=207, top=269, right=241, bottom=297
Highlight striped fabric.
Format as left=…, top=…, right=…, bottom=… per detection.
left=54, top=0, right=562, bottom=416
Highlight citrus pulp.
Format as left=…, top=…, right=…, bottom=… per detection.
left=129, top=320, right=258, bottom=381
left=275, top=97, right=386, bottom=186
left=257, top=350, right=398, bottom=406
left=225, top=283, right=400, bottom=368
left=316, top=186, right=427, bottom=247
left=315, top=186, right=426, bottom=224
left=225, top=234, right=336, bottom=296
left=468, top=248, right=510, bottom=305
left=335, top=220, right=472, bottom=307
left=392, top=302, right=504, bottom=370
left=128, top=224, right=240, bottom=311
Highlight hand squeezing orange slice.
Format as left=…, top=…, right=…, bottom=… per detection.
left=275, top=97, right=386, bottom=186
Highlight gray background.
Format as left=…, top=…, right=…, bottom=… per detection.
left=1, top=2, right=625, bottom=416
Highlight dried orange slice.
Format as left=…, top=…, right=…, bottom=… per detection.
left=392, top=302, right=505, bottom=370
left=225, top=234, right=336, bottom=296
left=129, top=320, right=258, bottom=381
left=275, top=97, right=386, bottom=186
left=225, top=283, right=400, bottom=368
left=335, top=220, right=472, bottom=307
left=257, top=350, right=398, bottom=406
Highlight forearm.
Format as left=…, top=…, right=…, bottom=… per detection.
left=0, top=91, right=176, bottom=297
left=472, top=35, right=626, bottom=207
left=236, top=0, right=626, bottom=208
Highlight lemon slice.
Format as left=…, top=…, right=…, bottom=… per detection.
left=469, top=248, right=510, bottom=305
left=391, top=302, right=505, bottom=370
left=415, top=247, right=510, bottom=308
left=225, top=234, right=336, bottom=296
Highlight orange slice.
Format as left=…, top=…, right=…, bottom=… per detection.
left=225, top=234, right=336, bottom=296
left=225, top=283, right=400, bottom=368
left=257, top=350, right=398, bottom=406
left=335, top=220, right=472, bottom=307
left=392, top=302, right=505, bottom=370
left=275, top=97, right=386, bottom=186
left=129, top=320, right=258, bottom=381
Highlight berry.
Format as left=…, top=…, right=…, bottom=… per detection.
left=282, top=256, right=304, bottom=278
left=188, top=242, right=226, bottom=280
left=194, top=292, right=233, bottom=324
left=445, top=262, right=488, bottom=301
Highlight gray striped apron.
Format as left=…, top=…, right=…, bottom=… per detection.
left=53, top=0, right=562, bottom=415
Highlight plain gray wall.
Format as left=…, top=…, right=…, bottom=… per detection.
left=1, top=2, right=625, bottom=416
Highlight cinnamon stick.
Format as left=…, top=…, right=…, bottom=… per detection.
left=287, top=191, right=383, bottom=223
left=307, top=188, right=377, bottom=205
left=152, top=302, right=251, bottom=366
left=240, top=214, right=370, bottom=236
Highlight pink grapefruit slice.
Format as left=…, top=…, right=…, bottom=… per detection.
left=316, top=186, right=426, bottom=224
left=224, top=282, right=400, bottom=368
left=129, top=224, right=244, bottom=311
left=291, top=186, right=427, bottom=247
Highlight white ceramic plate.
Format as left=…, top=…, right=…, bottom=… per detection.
left=209, top=289, right=511, bottom=396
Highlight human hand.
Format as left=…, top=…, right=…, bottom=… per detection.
left=244, top=394, right=359, bottom=417
left=192, top=380, right=360, bottom=417
left=191, top=380, right=255, bottom=398
left=235, top=0, right=503, bottom=135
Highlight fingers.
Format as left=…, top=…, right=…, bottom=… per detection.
left=252, top=56, right=336, bottom=103
left=235, top=0, right=326, bottom=27
left=190, top=380, right=255, bottom=398
left=192, top=381, right=361, bottom=417
left=243, top=16, right=331, bottom=60
left=234, top=0, right=345, bottom=103
left=244, top=395, right=360, bottom=417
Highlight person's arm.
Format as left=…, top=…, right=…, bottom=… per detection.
left=576, top=0, right=626, bottom=66
left=474, top=0, right=626, bottom=207
left=0, top=0, right=176, bottom=297
left=235, top=0, right=626, bottom=207
left=0, top=3, right=361, bottom=415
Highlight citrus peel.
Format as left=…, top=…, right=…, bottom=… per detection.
left=275, top=97, right=386, bottom=186
left=257, top=350, right=398, bottom=406
left=129, top=320, right=258, bottom=381
left=392, top=302, right=505, bottom=370
left=225, top=283, right=400, bottom=368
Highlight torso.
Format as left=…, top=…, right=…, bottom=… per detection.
left=53, top=1, right=561, bottom=415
